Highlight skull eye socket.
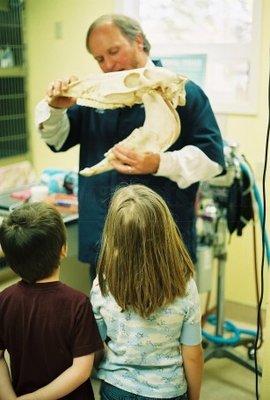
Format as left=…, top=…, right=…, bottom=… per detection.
left=124, top=70, right=152, bottom=88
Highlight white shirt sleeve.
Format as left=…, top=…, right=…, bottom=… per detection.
left=155, top=145, right=222, bottom=189
left=35, top=99, right=70, bottom=150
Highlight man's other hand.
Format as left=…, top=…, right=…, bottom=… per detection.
left=110, top=145, right=160, bottom=175
left=46, top=76, right=78, bottom=109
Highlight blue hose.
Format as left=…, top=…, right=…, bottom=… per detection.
left=240, top=160, right=270, bottom=266
left=202, top=315, right=257, bottom=345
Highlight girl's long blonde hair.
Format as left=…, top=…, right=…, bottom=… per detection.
left=98, top=184, right=194, bottom=318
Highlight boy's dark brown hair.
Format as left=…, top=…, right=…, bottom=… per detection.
left=0, top=202, right=66, bottom=283
left=98, top=184, right=194, bottom=318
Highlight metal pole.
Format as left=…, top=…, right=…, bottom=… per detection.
left=216, top=255, right=226, bottom=336
left=214, top=213, right=228, bottom=337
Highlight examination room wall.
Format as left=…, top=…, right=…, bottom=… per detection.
left=24, top=0, right=270, bottom=311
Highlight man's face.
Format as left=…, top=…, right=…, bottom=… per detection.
left=88, top=22, right=147, bottom=72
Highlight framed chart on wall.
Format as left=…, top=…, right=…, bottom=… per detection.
left=152, top=54, right=207, bottom=88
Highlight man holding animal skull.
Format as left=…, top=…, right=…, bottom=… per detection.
left=35, top=14, right=225, bottom=280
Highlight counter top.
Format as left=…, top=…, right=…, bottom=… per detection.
left=0, top=191, right=78, bottom=224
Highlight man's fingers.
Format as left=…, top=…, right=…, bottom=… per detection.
left=47, top=76, right=79, bottom=97
left=109, top=159, right=134, bottom=174
left=112, top=145, right=137, bottom=164
left=110, top=150, right=160, bottom=175
left=47, top=80, right=61, bottom=97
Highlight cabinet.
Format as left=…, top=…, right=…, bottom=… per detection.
left=0, top=0, right=28, bottom=161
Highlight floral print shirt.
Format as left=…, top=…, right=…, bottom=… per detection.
left=90, top=278, right=201, bottom=398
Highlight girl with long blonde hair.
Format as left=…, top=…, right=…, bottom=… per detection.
left=91, top=184, right=203, bottom=400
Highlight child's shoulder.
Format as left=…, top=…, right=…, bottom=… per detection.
left=187, top=277, right=198, bottom=290
left=57, top=282, right=89, bottom=301
left=40, top=283, right=92, bottom=314
left=0, top=281, right=21, bottom=298
left=185, top=278, right=199, bottom=297
left=89, top=277, right=103, bottom=300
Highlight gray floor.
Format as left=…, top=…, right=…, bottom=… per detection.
left=201, top=356, right=260, bottom=400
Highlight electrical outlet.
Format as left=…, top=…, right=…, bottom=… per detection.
left=54, top=21, right=63, bottom=39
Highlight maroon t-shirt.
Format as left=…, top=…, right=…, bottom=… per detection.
left=0, top=280, right=103, bottom=399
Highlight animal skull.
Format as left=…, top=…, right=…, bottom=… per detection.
left=61, top=67, right=187, bottom=176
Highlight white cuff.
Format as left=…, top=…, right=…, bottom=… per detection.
left=35, top=99, right=67, bottom=125
left=155, top=145, right=222, bottom=189
left=35, top=100, right=70, bottom=150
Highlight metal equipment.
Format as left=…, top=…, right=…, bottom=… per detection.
left=196, top=142, right=262, bottom=375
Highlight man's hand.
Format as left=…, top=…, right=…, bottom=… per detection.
left=110, top=145, right=160, bottom=175
left=46, top=76, right=78, bottom=109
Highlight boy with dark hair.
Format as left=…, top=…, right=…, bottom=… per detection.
left=0, top=202, right=103, bottom=400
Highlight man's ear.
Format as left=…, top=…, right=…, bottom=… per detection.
left=135, top=33, right=144, bottom=50
left=60, top=244, right=68, bottom=259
